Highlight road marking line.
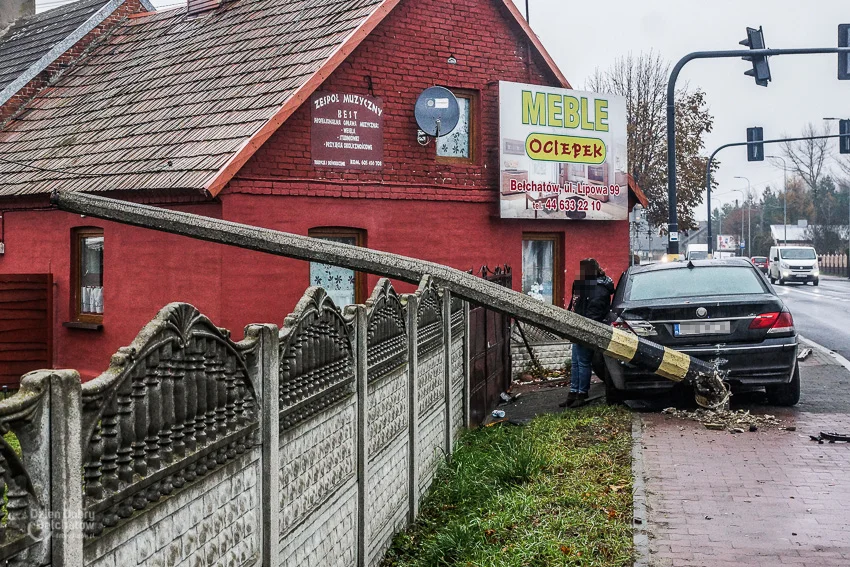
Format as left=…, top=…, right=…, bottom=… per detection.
left=776, top=286, right=850, bottom=303
left=798, top=335, right=850, bottom=373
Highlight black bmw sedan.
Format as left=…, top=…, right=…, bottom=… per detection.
left=602, top=258, right=799, bottom=406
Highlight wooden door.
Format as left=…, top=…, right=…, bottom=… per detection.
left=0, top=274, right=52, bottom=388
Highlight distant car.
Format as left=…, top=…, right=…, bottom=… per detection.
left=767, top=245, right=819, bottom=285
left=602, top=259, right=799, bottom=406
left=751, top=256, right=768, bottom=273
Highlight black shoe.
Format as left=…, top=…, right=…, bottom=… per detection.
left=568, top=392, right=589, bottom=408
left=559, top=392, right=579, bottom=407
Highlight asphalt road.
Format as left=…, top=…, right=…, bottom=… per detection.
left=773, top=276, right=850, bottom=360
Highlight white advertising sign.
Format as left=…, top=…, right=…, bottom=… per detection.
left=717, top=234, right=738, bottom=251
left=499, top=81, right=628, bottom=220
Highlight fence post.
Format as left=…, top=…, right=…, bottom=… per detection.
left=442, top=289, right=453, bottom=456
left=462, top=301, right=471, bottom=429
left=247, top=324, right=280, bottom=567
left=405, top=294, right=420, bottom=523
left=50, top=370, right=84, bottom=567
left=353, top=305, right=368, bottom=567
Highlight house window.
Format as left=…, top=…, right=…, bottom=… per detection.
left=308, top=228, right=366, bottom=307
left=72, top=228, right=104, bottom=322
left=522, top=234, right=563, bottom=306
left=436, top=90, right=477, bottom=163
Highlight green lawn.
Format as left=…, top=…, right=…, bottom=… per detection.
left=381, top=406, right=634, bottom=567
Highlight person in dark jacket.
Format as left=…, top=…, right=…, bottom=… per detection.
left=560, top=258, right=614, bottom=408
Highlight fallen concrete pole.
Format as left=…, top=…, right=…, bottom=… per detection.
left=51, top=190, right=728, bottom=408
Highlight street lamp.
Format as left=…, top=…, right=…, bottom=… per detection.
left=766, top=155, right=788, bottom=245
left=734, top=176, right=752, bottom=257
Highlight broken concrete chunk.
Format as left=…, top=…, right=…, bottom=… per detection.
left=704, top=423, right=725, bottom=431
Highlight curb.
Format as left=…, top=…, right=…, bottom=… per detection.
left=798, top=335, right=850, bottom=373
left=631, top=414, right=650, bottom=567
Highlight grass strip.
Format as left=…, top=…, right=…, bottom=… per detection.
left=381, top=405, right=634, bottom=567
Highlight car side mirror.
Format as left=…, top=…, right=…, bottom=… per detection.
left=773, top=257, right=778, bottom=261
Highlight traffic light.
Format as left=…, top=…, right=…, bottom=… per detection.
left=746, top=127, right=765, bottom=161
left=840, top=24, right=850, bottom=80
left=840, top=119, right=850, bottom=155
left=740, top=26, right=771, bottom=86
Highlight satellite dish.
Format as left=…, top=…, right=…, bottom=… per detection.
left=414, top=86, right=460, bottom=137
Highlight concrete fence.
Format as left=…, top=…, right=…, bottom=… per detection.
left=818, top=253, right=848, bottom=277
left=0, top=276, right=469, bottom=567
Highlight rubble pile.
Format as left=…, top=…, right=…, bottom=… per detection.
left=660, top=407, right=794, bottom=433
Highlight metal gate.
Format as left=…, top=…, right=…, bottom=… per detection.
left=468, top=266, right=512, bottom=426
left=0, top=274, right=52, bottom=387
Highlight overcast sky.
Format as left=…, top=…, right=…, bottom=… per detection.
left=510, top=0, right=849, bottom=221
left=41, top=0, right=849, bottom=221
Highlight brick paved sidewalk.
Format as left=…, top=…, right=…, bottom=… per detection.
left=634, top=353, right=850, bottom=567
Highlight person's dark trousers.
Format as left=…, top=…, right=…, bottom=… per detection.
left=570, top=343, right=593, bottom=395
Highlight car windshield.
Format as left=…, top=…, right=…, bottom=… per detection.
left=779, top=248, right=816, bottom=260
left=688, top=251, right=709, bottom=260
left=627, top=266, right=767, bottom=301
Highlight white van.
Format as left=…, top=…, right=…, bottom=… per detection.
left=768, top=246, right=819, bottom=285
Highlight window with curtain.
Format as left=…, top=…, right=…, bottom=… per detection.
left=308, top=229, right=365, bottom=307
left=436, top=90, right=477, bottom=163
left=73, top=228, right=104, bottom=322
left=522, top=234, right=563, bottom=306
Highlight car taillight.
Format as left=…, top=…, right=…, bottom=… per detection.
left=749, top=312, right=779, bottom=329
left=767, top=311, right=794, bottom=334
left=749, top=311, right=795, bottom=333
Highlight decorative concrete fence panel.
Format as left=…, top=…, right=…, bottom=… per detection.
left=363, top=280, right=409, bottom=567
left=449, top=295, right=467, bottom=441
left=413, top=278, right=446, bottom=501
left=4, top=276, right=470, bottom=567
left=277, top=288, right=358, bottom=567
left=80, top=304, right=263, bottom=567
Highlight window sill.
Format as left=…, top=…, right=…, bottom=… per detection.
left=63, top=321, right=103, bottom=331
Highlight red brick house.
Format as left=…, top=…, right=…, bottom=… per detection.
left=0, top=0, right=647, bottom=382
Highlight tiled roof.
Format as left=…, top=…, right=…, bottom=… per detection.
left=0, top=0, right=142, bottom=102
left=0, top=0, right=386, bottom=196
left=0, top=0, right=108, bottom=90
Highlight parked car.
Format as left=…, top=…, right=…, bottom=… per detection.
left=751, top=256, right=768, bottom=273
left=767, top=246, right=819, bottom=285
left=602, top=258, right=799, bottom=406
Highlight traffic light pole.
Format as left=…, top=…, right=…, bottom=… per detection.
left=704, top=133, right=850, bottom=254
left=666, top=46, right=850, bottom=257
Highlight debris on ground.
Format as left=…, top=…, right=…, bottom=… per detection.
left=797, top=348, right=812, bottom=361
left=810, top=431, right=850, bottom=443
left=660, top=407, right=785, bottom=432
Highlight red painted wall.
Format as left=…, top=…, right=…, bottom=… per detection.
left=0, top=202, right=223, bottom=379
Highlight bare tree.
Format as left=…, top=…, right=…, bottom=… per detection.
left=587, top=52, right=715, bottom=229
left=782, top=122, right=832, bottom=191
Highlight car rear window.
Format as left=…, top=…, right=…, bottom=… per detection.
left=779, top=248, right=816, bottom=260
left=627, top=266, right=768, bottom=301
left=752, top=257, right=767, bottom=262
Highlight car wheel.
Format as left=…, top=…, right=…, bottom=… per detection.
left=813, top=279, right=819, bottom=286
left=766, top=364, right=800, bottom=406
left=778, top=278, right=785, bottom=286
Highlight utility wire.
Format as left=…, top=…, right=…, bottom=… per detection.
left=0, top=156, right=102, bottom=178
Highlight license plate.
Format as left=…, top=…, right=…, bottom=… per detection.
left=674, top=321, right=730, bottom=336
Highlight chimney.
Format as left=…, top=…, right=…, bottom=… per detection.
left=187, top=0, right=222, bottom=16
left=0, top=0, right=35, bottom=33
